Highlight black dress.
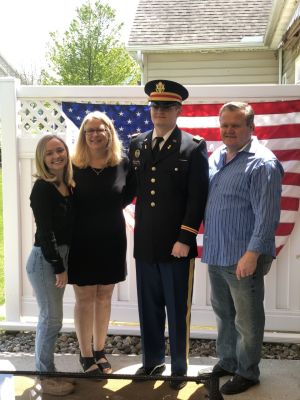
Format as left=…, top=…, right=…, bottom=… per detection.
left=68, top=157, right=133, bottom=285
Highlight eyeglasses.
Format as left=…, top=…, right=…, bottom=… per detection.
left=84, top=128, right=107, bottom=136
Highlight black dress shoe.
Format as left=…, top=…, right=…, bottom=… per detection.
left=135, top=364, right=166, bottom=376
left=169, top=373, right=187, bottom=390
left=212, top=362, right=234, bottom=377
left=220, top=374, right=259, bottom=394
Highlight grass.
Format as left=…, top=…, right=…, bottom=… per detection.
left=0, top=169, right=4, bottom=305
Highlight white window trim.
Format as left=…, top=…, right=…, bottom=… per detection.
left=282, top=72, right=287, bottom=84
left=295, top=55, right=300, bottom=84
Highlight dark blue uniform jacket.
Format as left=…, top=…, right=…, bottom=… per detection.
left=128, top=126, right=209, bottom=262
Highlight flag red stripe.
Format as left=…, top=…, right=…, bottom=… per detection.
left=255, top=125, right=300, bottom=139
left=283, top=173, right=300, bottom=186
left=181, top=100, right=300, bottom=117
left=273, top=149, right=300, bottom=161
left=197, top=246, right=203, bottom=257
left=281, top=197, right=300, bottom=210
left=183, top=127, right=221, bottom=140
left=182, top=104, right=222, bottom=116
left=250, top=100, right=300, bottom=115
left=276, top=223, right=295, bottom=235
left=276, top=245, right=284, bottom=255
left=182, top=125, right=300, bottom=142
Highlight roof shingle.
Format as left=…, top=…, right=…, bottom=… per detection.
left=128, top=0, right=273, bottom=46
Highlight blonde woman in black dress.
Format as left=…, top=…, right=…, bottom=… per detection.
left=68, top=111, right=134, bottom=375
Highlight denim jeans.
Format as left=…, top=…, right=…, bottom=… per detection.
left=26, top=245, right=68, bottom=372
left=208, top=255, right=273, bottom=381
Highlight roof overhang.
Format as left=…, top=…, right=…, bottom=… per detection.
left=264, top=0, right=300, bottom=49
left=127, top=42, right=269, bottom=54
left=0, top=52, right=20, bottom=78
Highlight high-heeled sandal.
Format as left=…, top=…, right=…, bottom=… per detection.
left=93, top=349, right=112, bottom=373
left=79, top=353, right=102, bottom=376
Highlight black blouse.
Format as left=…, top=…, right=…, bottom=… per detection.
left=30, top=179, right=73, bottom=274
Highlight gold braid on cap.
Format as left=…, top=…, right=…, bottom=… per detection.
left=148, top=82, right=182, bottom=102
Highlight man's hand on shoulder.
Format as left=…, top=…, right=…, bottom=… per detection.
left=236, top=251, right=260, bottom=280
left=171, top=241, right=190, bottom=258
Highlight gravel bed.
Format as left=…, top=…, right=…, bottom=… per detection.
left=0, top=331, right=299, bottom=360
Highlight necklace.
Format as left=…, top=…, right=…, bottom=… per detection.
left=90, top=167, right=105, bottom=175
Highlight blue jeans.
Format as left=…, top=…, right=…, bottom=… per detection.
left=26, top=245, right=68, bottom=372
left=208, top=255, right=272, bottom=381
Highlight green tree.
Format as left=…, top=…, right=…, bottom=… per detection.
left=41, top=0, right=140, bottom=85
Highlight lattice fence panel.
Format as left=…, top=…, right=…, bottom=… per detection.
left=19, top=100, right=67, bottom=134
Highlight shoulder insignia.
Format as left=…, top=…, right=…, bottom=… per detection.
left=193, top=135, right=204, bottom=143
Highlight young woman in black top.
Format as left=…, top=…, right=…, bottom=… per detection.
left=26, top=134, right=74, bottom=396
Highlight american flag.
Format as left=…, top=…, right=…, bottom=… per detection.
left=62, top=102, right=153, bottom=149
left=62, top=100, right=300, bottom=256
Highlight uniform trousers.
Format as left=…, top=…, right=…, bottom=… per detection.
left=136, top=258, right=195, bottom=375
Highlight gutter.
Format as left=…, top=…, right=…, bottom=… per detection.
left=264, top=0, right=300, bottom=49
left=127, top=42, right=268, bottom=54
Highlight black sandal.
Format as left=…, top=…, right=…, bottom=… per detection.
left=93, top=349, right=112, bottom=373
left=79, top=353, right=102, bottom=376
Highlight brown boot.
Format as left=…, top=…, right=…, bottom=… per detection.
left=35, top=378, right=75, bottom=396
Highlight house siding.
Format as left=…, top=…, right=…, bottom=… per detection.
left=143, top=50, right=279, bottom=84
left=283, top=47, right=300, bottom=83
left=282, top=19, right=300, bottom=83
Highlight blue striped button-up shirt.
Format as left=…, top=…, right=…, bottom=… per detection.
left=201, top=138, right=284, bottom=266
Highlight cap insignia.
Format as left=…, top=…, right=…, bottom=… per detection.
left=156, top=82, right=165, bottom=93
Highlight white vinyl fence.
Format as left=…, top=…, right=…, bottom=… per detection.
left=0, top=78, right=300, bottom=342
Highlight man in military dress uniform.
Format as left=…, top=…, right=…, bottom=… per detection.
left=129, top=80, right=209, bottom=389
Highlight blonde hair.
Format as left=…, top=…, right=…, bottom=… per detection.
left=34, top=134, right=74, bottom=186
left=72, top=111, right=123, bottom=168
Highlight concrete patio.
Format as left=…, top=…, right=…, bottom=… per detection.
left=0, top=352, right=299, bottom=399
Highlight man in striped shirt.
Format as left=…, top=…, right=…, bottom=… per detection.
left=202, top=102, right=284, bottom=395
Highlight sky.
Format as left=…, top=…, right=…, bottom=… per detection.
left=0, top=0, right=139, bottom=73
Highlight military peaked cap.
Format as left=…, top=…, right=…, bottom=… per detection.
left=145, top=79, right=189, bottom=106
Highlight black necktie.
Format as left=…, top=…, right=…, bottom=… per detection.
left=152, top=137, right=164, bottom=160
